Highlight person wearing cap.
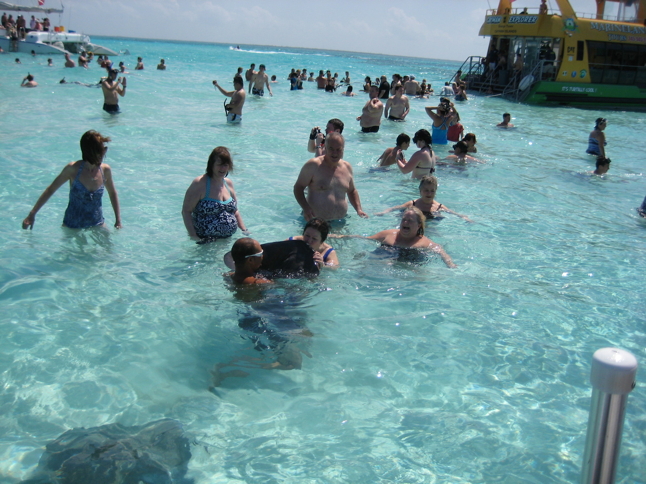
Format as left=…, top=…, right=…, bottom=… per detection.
left=591, top=156, right=611, bottom=175
left=101, top=68, right=126, bottom=114
left=404, top=75, right=419, bottom=96
left=397, top=129, right=437, bottom=179
left=586, top=118, right=607, bottom=157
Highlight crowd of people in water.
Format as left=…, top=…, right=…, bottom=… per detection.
left=14, top=51, right=645, bottom=383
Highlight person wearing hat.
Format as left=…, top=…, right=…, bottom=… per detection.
left=101, top=68, right=126, bottom=114
left=397, top=129, right=437, bottom=179
left=586, top=118, right=607, bottom=157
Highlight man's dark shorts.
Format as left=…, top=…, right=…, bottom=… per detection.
left=362, top=126, right=380, bottom=133
left=103, top=103, right=120, bottom=114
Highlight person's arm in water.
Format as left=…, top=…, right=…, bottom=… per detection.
left=429, top=241, right=457, bottom=268
left=22, top=162, right=77, bottom=229
left=346, top=170, right=368, bottom=218
left=265, top=74, right=273, bottom=96
left=384, top=98, right=391, bottom=118
left=226, top=178, right=248, bottom=233
left=293, top=160, right=317, bottom=221
left=181, top=178, right=203, bottom=240
left=102, top=163, right=122, bottom=228
left=401, top=97, right=410, bottom=119
left=374, top=200, right=414, bottom=216
left=436, top=203, right=473, bottom=223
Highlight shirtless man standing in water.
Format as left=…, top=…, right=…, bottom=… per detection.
left=357, top=85, right=384, bottom=133
left=293, top=133, right=368, bottom=221
left=248, top=64, right=273, bottom=97
left=213, top=76, right=246, bottom=123
left=101, top=69, right=126, bottom=114
left=384, top=85, right=410, bottom=121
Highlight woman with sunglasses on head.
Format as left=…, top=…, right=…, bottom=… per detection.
left=22, top=130, right=122, bottom=230
left=182, top=146, right=248, bottom=243
left=586, top=118, right=607, bottom=158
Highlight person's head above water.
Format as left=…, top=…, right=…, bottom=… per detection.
left=412, top=129, right=432, bottom=147
left=300, top=218, right=331, bottom=252
left=396, top=133, right=411, bottom=148
left=463, top=132, right=477, bottom=145
left=206, top=146, right=233, bottom=178
left=419, top=175, right=438, bottom=193
left=326, top=118, right=344, bottom=134
left=401, top=207, right=426, bottom=237
left=595, top=156, right=611, bottom=173
left=595, top=117, right=607, bottom=130
left=80, top=130, right=111, bottom=166
left=452, top=141, right=469, bottom=154
left=231, top=237, right=264, bottom=265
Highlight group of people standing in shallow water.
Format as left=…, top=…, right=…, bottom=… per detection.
left=20, top=62, right=644, bottom=282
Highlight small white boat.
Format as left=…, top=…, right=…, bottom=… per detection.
left=0, top=30, right=118, bottom=56
left=0, top=1, right=118, bottom=56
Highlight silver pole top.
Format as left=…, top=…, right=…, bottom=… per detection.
left=590, top=348, right=638, bottom=395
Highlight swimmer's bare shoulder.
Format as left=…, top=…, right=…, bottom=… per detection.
left=227, top=272, right=272, bottom=284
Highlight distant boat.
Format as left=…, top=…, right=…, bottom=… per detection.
left=0, top=1, right=118, bottom=56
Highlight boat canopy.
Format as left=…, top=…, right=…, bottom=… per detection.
left=0, top=1, right=63, bottom=14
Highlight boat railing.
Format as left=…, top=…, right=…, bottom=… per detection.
left=485, top=8, right=638, bottom=22
left=452, top=56, right=485, bottom=84
left=502, top=60, right=555, bottom=102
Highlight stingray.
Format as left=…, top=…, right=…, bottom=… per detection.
left=20, top=418, right=193, bottom=484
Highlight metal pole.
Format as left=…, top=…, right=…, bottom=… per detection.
left=581, top=348, right=638, bottom=484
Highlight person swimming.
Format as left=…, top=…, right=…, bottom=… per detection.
left=330, top=207, right=457, bottom=267
left=375, top=175, right=472, bottom=222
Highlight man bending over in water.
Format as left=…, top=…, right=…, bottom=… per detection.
left=249, top=64, right=273, bottom=97
left=294, top=132, right=368, bottom=221
left=213, top=76, right=246, bottom=123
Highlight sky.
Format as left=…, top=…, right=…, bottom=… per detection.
left=20, top=0, right=597, bottom=61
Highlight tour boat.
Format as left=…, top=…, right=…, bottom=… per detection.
left=0, top=1, right=117, bottom=56
left=462, top=0, right=646, bottom=110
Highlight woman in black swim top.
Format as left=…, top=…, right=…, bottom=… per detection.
left=375, top=175, right=472, bottom=222
left=331, top=207, right=456, bottom=268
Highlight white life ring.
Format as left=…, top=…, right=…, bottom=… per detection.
left=519, top=75, right=534, bottom=91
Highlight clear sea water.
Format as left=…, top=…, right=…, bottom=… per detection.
left=1, top=37, right=645, bottom=483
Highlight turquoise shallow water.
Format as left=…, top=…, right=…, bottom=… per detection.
left=1, top=37, right=646, bottom=483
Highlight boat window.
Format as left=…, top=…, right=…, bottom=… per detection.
left=577, top=41, right=585, bottom=62
left=587, top=41, right=646, bottom=87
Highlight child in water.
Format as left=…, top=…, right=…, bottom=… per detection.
left=228, top=238, right=271, bottom=284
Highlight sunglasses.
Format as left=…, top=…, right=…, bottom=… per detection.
left=245, top=250, right=263, bottom=258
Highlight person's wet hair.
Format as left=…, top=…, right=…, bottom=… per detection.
left=419, top=175, right=438, bottom=191
left=412, top=129, right=432, bottom=146
left=233, top=76, right=244, bottom=87
left=346, top=85, right=353, bottom=93
left=453, top=141, right=468, bottom=154
left=326, top=118, right=344, bottom=134
left=463, top=133, right=477, bottom=143
left=231, top=238, right=260, bottom=264
left=304, top=218, right=330, bottom=242
left=80, top=130, right=111, bottom=166
left=396, top=133, right=411, bottom=146
left=503, top=112, right=510, bottom=118
left=403, top=207, right=426, bottom=236
left=206, top=146, right=233, bottom=177
left=595, top=117, right=607, bottom=129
